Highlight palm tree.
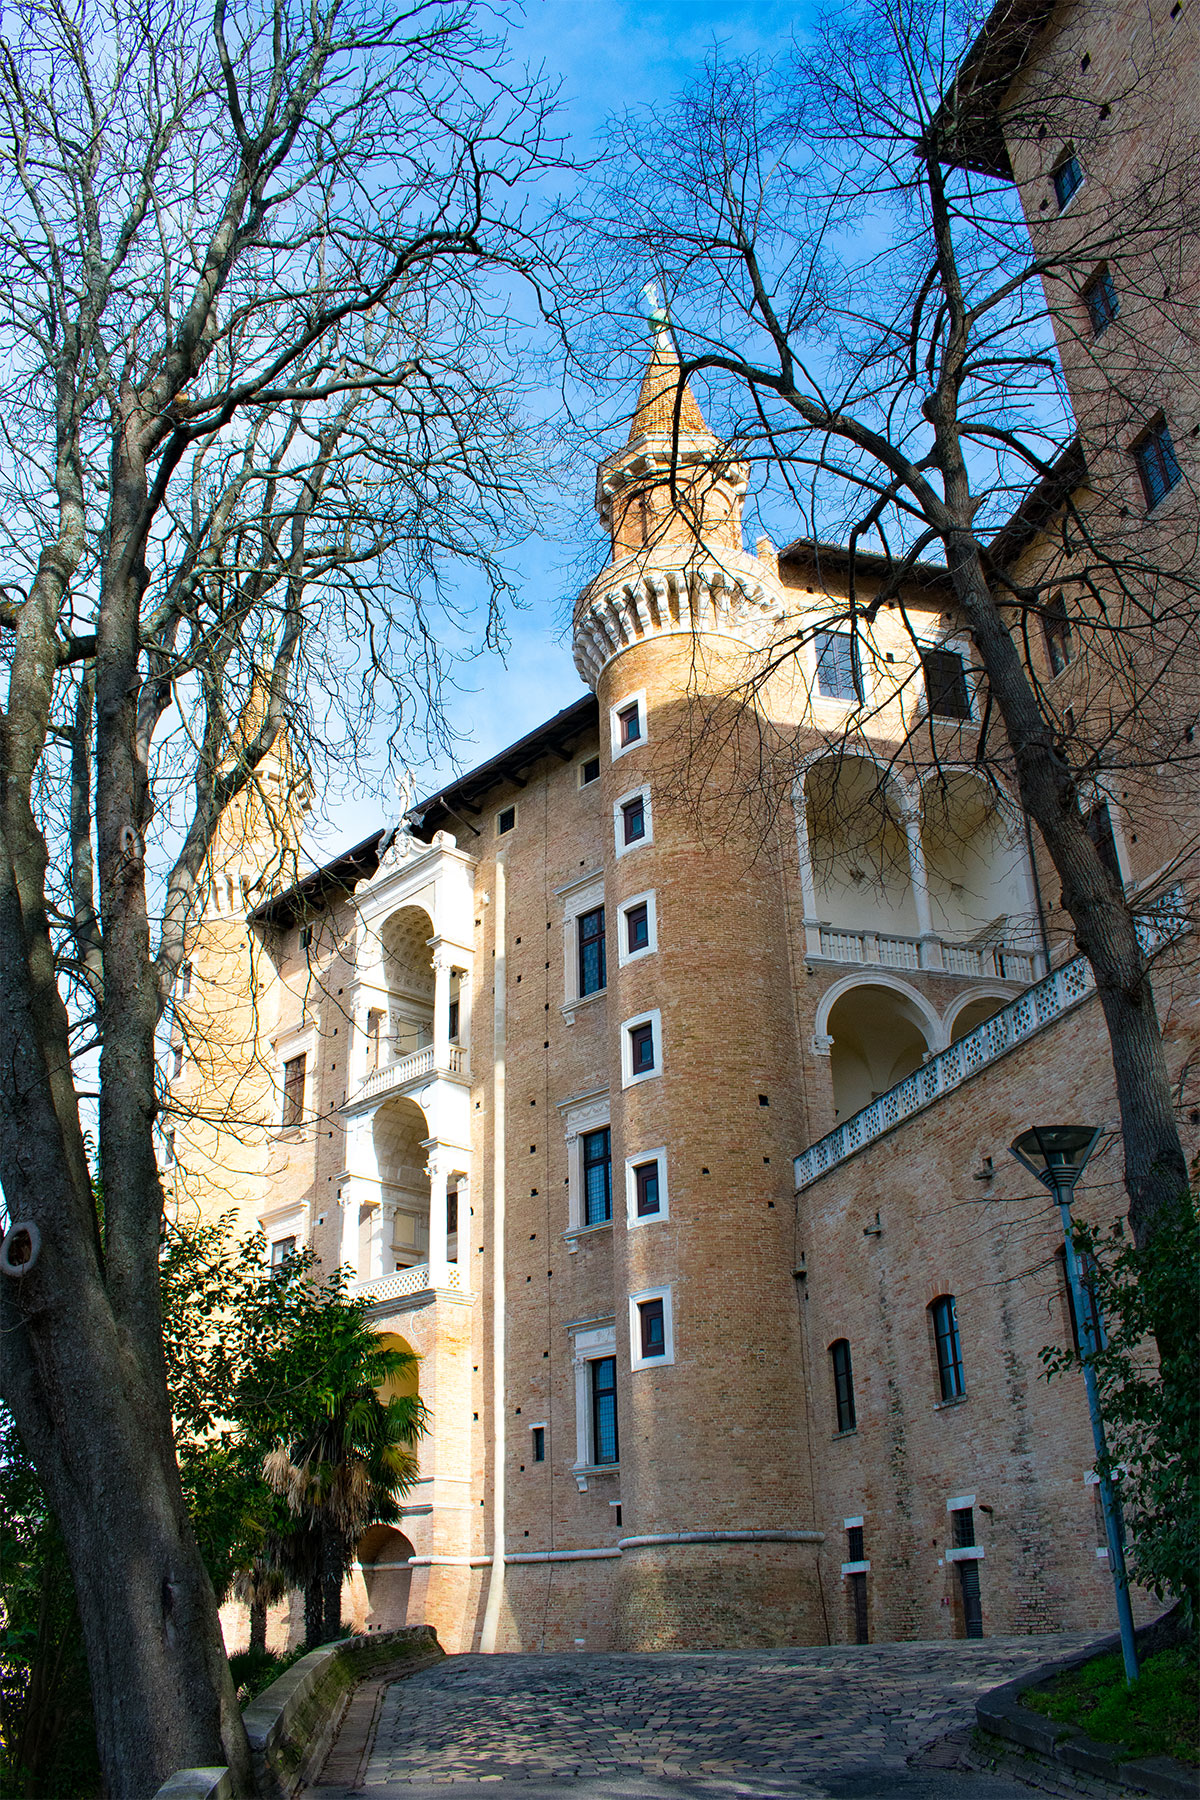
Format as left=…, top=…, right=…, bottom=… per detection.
left=262, top=1329, right=427, bottom=1647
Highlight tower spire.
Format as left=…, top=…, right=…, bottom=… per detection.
left=626, top=298, right=709, bottom=444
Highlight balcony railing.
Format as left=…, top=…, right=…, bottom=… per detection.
left=347, top=1043, right=467, bottom=1108
left=816, top=925, right=1037, bottom=984
left=351, top=1259, right=468, bottom=1304
left=795, top=886, right=1188, bottom=1191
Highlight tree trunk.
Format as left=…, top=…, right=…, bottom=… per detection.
left=321, top=1528, right=344, bottom=1644
left=1, top=571, right=254, bottom=1795
left=249, top=1597, right=267, bottom=1657
left=944, top=530, right=1189, bottom=1245
left=305, top=1557, right=325, bottom=1650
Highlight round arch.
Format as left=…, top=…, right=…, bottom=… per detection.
left=944, top=987, right=1012, bottom=1043
left=916, top=767, right=1033, bottom=943
left=797, top=753, right=920, bottom=940
left=815, top=971, right=944, bottom=1050
left=819, top=977, right=943, bottom=1122
left=355, top=1524, right=416, bottom=1633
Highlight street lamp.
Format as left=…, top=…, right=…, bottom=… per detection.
left=1010, top=1125, right=1139, bottom=1684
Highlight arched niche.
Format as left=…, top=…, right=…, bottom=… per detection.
left=804, top=755, right=918, bottom=937
left=380, top=905, right=435, bottom=1054
left=356, top=1523, right=415, bottom=1633
left=373, top=1096, right=430, bottom=1269
left=919, top=773, right=1031, bottom=944
left=822, top=979, right=937, bottom=1119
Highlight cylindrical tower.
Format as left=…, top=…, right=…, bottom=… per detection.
left=574, top=328, right=825, bottom=1648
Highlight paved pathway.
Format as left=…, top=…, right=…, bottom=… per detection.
left=309, top=1634, right=1102, bottom=1799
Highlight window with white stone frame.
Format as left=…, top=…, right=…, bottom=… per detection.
left=625, top=1146, right=668, bottom=1225
left=613, top=784, right=652, bottom=856
left=620, top=1008, right=661, bottom=1088
left=569, top=1319, right=619, bottom=1480
left=558, top=1089, right=612, bottom=1234
left=629, top=1285, right=674, bottom=1370
left=610, top=688, right=647, bottom=761
left=917, top=637, right=976, bottom=722
left=617, top=890, right=657, bottom=966
left=556, top=870, right=606, bottom=1020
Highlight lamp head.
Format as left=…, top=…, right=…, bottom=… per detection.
left=1010, top=1124, right=1103, bottom=1194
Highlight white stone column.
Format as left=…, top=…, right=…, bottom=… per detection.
left=792, top=781, right=824, bottom=958
left=341, top=1190, right=361, bottom=1276
left=424, top=1143, right=449, bottom=1274
left=456, top=969, right=472, bottom=1057
left=432, top=948, right=453, bottom=1067
left=903, top=804, right=943, bottom=970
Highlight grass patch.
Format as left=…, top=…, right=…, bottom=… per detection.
left=228, top=1643, right=308, bottom=1703
left=1024, top=1643, right=1199, bottom=1767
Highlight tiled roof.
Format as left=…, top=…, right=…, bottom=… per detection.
left=626, top=327, right=709, bottom=442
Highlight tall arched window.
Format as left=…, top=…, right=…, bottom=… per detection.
left=929, top=1295, right=965, bottom=1401
left=830, top=1339, right=857, bottom=1433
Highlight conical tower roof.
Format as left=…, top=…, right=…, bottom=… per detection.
left=626, top=324, right=709, bottom=442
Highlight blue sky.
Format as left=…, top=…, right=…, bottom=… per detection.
left=306, top=0, right=809, bottom=857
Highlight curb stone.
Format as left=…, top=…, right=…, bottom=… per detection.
left=972, top=1614, right=1197, bottom=1800
left=151, top=1626, right=443, bottom=1800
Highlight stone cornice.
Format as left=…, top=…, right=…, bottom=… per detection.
left=572, top=551, right=785, bottom=688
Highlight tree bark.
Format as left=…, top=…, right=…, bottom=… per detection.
left=321, top=1528, right=344, bottom=1644
left=304, top=1556, right=325, bottom=1651
left=249, top=1598, right=267, bottom=1657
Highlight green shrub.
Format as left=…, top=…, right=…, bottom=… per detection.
left=1025, top=1644, right=1199, bottom=1766
left=227, top=1644, right=308, bottom=1703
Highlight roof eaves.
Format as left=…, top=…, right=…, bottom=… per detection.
left=407, top=694, right=599, bottom=842
left=931, top=0, right=1059, bottom=179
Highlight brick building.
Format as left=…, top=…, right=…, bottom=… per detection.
left=167, top=0, right=1198, bottom=1657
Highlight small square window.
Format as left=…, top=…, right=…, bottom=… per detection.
left=618, top=703, right=641, bottom=746
left=1132, top=418, right=1182, bottom=510
left=634, top=1159, right=660, bottom=1216
left=921, top=647, right=972, bottom=720
left=814, top=630, right=862, bottom=702
left=497, top=805, right=516, bottom=835
left=1082, top=267, right=1119, bottom=335
left=638, top=1296, right=666, bottom=1358
left=531, top=1426, right=546, bottom=1462
left=580, top=756, right=601, bottom=786
left=626, top=902, right=649, bottom=953
left=622, top=795, right=646, bottom=845
left=951, top=1505, right=976, bottom=1548
left=630, top=1022, right=654, bottom=1073
left=1052, top=151, right=1083, bottom=208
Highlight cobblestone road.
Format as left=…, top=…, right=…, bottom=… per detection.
left=311, top=1633, right=1102, bottom=1799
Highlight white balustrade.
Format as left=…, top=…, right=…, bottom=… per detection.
left=351, top=1260, right=469, bottom=1304
left=347, top=1043, right=466, bottom=1109
left=817, top=925, right=1034, bottom=981
left=795, top=887, right=1187, bottom=1191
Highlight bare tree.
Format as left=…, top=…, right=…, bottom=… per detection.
left=0, top=0, right=560, bottom=1791
left=564, top=0, right=1198, bottom=1249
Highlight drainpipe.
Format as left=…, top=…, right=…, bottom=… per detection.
left=480, top=857, right=507, bottom=1651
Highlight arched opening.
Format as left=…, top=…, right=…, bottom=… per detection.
left=825, top=982, right=934, bottom=1118
left=375, top=1331, right=420, bottom=1403
left=805, top=756, right=917, bottom=942
left=379, top=905, right=435, bottom=1057
left=920, top=774, right=1031, bottom=946
left=948, top=993, right=1007, bottom=1043
left=372, top=1097, right=430, bottom=1271
left=356, top=1524, right=415, bottom=1633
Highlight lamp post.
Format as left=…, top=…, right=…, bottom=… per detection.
left=1009, top=1125, right=1139, bottom=1685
